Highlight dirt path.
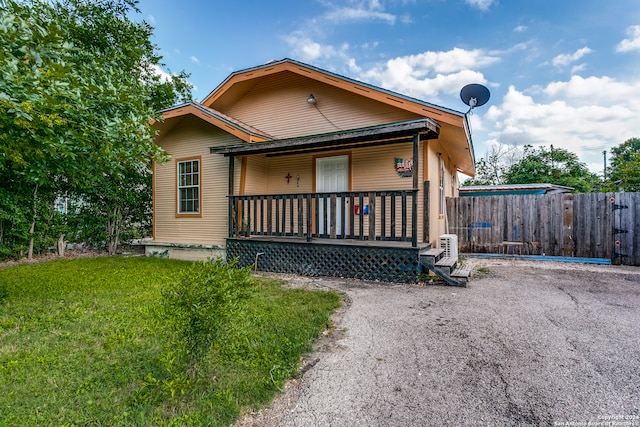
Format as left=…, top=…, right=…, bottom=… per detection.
left=237, top=259, right=640, bottom=427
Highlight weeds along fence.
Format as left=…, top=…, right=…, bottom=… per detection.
left=446, top=192, right=640, bottom=266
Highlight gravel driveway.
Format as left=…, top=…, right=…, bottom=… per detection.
left=237, top=259, right=640, bottom=427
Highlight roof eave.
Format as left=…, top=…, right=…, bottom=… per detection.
left=154, top=102, right=271, bottom=143
left=210, top=118, right=439, bottom=157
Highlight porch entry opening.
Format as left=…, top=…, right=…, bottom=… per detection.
left=316, top=155, right=348, bottom=235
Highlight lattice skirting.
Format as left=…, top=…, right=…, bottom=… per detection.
left=226, top=239, right=420, bottom=283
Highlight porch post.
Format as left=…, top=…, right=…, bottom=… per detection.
left=228, top=156, right=235, bottom=237
left=412, top=133, right=419, bottom=247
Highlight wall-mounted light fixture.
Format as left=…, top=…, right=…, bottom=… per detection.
left=307, top=93, right=316, bottom=105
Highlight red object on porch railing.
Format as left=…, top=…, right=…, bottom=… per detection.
left=228, top=190, right=418, bottom=247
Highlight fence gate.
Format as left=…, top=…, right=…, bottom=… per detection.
left=572, top=193, right=614, bottom=260
left=609, top=193, right=640, bottom=265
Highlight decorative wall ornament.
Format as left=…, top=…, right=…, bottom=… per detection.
left=395, top=157, right=413, bottom=177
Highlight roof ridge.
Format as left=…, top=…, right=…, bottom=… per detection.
left=201, top=58, right=464, bottom=117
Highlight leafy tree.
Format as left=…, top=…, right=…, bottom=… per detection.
left=604, top=137, right=640, bottom=192
left=0, top=0, right=191, bottom=259
left=502, top=145, right=599, bottom=193
left=463, top=144, right=522, bottom=186
left=74, top=166, right=153, bottom=255
left=0, top=0, right=79, bottom=258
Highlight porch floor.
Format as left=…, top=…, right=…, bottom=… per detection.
left=237, top=235, right=430, bottom=249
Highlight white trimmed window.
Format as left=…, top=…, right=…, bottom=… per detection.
left=177, top=158, right=200, bottom=215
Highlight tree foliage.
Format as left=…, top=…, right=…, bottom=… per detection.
left=501, top=145, right=600, bottom=193
left=0, top=0, right=192, bottom=259
left=604, top=137, right=640, bottom=192
left=463, top=144, right=522, bottom=186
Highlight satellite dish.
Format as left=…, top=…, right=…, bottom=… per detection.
left=460, top=83, right=490, bottom=113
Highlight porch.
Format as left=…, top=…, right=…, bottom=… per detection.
left=229, top=189, right=419, bottom=246
left=213, top=119, right=440, bottom=282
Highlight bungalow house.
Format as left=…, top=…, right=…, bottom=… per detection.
left=146, top=58, right=475, bottom=283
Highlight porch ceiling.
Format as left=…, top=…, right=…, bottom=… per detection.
left=209, top=118, right=439, bottom=156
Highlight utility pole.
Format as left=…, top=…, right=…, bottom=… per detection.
left=603, top=150, right=607, bottom=180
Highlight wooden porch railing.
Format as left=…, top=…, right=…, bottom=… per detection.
left=229, top=190, right=418, bottom=247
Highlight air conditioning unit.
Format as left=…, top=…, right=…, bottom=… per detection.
left=439, top=234, right=458, bottom=259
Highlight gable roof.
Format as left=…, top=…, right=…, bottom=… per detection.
left=153, top=102, right=273, bottom=143
left=202, top=58, right=466, bottom=128
left=154, top=58, right=475, bottom=175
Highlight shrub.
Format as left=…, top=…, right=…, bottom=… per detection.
left=162, top=258, right=255, bottom=363
left=0, top=282, right=7, bottom=304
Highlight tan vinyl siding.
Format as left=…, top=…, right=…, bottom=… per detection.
left=240, top=142, right=427, bottom=242
left=422, top=139, right=458, bottom=245
left=351, top=144, right=415, bottom=191
left=265, top=153, right=314, bottom=194
left=222, top=71, right=419, bottom=139
left=243, top=144, right=417, bottom=194
left=242, top=155, right=268, bottom=195
left=351, top=143, right=423, bottom=240
left=153, top=116, right=241, bottom=245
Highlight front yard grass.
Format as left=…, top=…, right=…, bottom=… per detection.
left=0, top=256, right=340, bottom=426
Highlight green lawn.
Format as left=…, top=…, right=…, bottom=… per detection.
left=0, top=256, right=340, bottom=426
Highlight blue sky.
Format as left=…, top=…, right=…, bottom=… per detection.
left=136, top=0, right=640, bottom=176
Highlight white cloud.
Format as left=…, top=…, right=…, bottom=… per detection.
left=346, top=57, right=362, bottom=74
left=489, top=42, right=530, bottom=56
left=372, top=68, right=487, bottom=100
left=151, top=64, right=172, bottom=82
left=616, top=25, right=640, bottom=52
left=484, top=77, right=640, bottom=169
left=359, top=48, right=497, bottom=100
left=190, top=56, right=200, bottom=63
left=570, top=64, right=586, bottom=74
left=283, top=43, right=498, bottom=101
left=513, top=25, right=527, bottom=33
left=465, top=0, right=497, bottom=11
left=400, top=13, right=413, bottom=24
left=551, top=47, right=592, bottom=68
left=285, top=35, right=337, bottom=61
left=543, top=75, right=640, bottom=105
left=388, top=47, right=500, bottom=74
left=150, top=64, right=197, bottom=92
left=325, top=0, right=396, bottom=24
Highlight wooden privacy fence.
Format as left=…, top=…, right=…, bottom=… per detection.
left=447, top=192, right=640, bottom=265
